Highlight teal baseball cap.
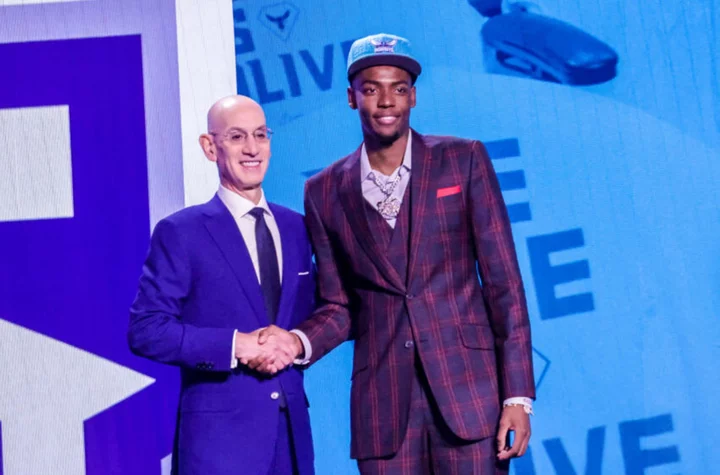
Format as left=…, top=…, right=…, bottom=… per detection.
left=347, top=33, right=422, bottom=82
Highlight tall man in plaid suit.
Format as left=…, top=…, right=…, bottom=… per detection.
left=257, top=33, right=535, bottom=474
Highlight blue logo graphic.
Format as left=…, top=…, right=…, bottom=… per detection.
left=258, top=2, right=300, bottom=41
left=233, top=3, right=354, bottom=106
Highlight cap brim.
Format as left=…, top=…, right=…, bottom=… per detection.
left=347, top=54, right=422, bottom=80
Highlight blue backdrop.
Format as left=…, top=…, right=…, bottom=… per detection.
left=232, top=1, right=720, bottom=474
left=0, top=0, right=718, bottom=474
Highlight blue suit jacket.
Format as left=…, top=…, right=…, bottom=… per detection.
left=128, top=195, right=315, bottom=475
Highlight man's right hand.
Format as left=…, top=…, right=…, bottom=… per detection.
left=234, top=329, right=279, bottom=373
left=250, top=325, right=304, bottom=374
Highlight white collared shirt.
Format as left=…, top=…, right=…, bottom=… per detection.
left=360, top=130, right=413, bottom=228
left=217, top=185, right=283, bottom=283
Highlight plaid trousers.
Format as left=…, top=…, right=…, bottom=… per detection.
left=357, top=360, right=510, bottom=475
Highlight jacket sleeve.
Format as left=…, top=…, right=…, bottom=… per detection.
left=469, top=140, right=536, bottom=399
left=128, top=218, right=235, bottom=372
left=294, top=186, right=352, bottom=365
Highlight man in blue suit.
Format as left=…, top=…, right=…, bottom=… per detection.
left=128, top=95, right=315, bottom=475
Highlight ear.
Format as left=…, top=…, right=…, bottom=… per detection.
left=347, top=86, right=358, bottom=110
left=199, top=134, right=217, bottom=162
left=409, top=86, right=417, bottom=109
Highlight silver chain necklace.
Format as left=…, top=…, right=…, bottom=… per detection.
left=368, top=169, right=404, bottom=219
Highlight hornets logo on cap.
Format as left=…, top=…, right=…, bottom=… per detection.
left=370, top=37, right=398, bottom=54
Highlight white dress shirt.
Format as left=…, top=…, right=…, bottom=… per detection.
left=217, top=185, right=282, bottom=282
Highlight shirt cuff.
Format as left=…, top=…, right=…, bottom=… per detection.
left=290, top=329, right=312, bottom=365
left=230, top=329, right=238, bottom=369
left=503, top=397, right=534, bottom=415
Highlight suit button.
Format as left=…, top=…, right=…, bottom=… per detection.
left=270, top=391, right=280, bottom=400
left=404, top=340, right=414, bottom=349
left=406, top=294, right=415, bottom=299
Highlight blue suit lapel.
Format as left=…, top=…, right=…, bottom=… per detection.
left=270, top=204, right=299, bottom=330
left=202, top=195, right=268, bottom=326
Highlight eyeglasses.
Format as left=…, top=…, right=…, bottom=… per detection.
left=210, top=128, right=273, bottom=145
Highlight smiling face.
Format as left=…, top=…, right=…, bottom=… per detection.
left=348, top=65, right=416, bottom=145
left=199, top=96, right=270, bottom=200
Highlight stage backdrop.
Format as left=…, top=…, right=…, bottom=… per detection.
left=1, top=0, right=719, bottom=474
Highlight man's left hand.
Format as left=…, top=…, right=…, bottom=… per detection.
left=496, top=405, right=531, bottom=460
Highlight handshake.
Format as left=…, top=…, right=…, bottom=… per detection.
left=234, top=325, right=304, bottom=374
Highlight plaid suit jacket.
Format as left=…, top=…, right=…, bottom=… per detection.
left=298, top=131, right=535, bottom=459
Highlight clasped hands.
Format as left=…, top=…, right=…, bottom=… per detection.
left=234, top=325, right=303, bottom=374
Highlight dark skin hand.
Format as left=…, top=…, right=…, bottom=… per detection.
left=497, top=405, right=531, bottom=460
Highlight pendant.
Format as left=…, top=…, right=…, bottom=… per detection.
left=377, top=197, right=401, bottom=219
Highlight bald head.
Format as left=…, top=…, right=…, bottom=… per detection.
left=199, top=95, right=272, bottom=204
left=207, top=95, right=265, bottom=133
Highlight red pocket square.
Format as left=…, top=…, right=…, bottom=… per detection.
left=437, top=185, right=461, bottom=198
